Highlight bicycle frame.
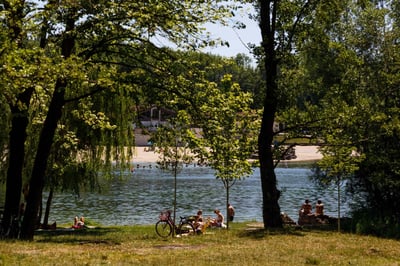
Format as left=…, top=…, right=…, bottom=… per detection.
left=155, top=210, right=196, bottom=238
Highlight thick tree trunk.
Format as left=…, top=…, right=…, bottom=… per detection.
left=2, top=1, right=55, bottom=238
left=258, top=0, right=282, bottom=228
left=2, top=88, right=33, bottom=236
left=1, top=0, right=34, bottom=238
left=20, top=13, right=75, bottom=240
left=258, top=111, right=282, bottom=228
left=20, top=83, right=66, bottom=240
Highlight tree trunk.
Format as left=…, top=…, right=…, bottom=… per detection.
left=20, top=13, right=75, bottom=240
left=43, top=187, right=54, bottom=227
left=258, top=0, right=282, bottom=228
left=1, top=0, right=34, bottom=238
left=19, top=83, right=66, bottom=240
left=225, top=181, right=230, bottom=229
left=2, top=88, right=33, bottom=236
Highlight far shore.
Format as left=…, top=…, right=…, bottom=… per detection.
left=131, top=145, right=322, bottom=164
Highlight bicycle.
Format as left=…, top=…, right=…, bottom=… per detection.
left=155, top=210, right=196, bottom=238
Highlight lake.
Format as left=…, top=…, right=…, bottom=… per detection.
left=41, top=165, right=350, bottom=226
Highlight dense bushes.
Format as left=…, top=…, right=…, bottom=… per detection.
left=352, top=209, right=400, bottom=239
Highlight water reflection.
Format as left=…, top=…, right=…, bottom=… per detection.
left=41, top=166, right=349, bottom=226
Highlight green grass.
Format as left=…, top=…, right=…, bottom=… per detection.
left=1, top=222, right=399, bottom=265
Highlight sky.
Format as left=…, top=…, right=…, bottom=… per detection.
left=201, top=5, right=262, bottom=62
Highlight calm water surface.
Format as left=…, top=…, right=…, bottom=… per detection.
left=42, top=165, right=350, bottom=225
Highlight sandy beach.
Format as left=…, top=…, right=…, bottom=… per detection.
left=290, top=145, right=322, bottom=162
left=131, top=145, right=322, bottom=164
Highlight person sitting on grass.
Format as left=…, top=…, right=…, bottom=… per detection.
left=194, top=209, right=205, bottom=233
left=299, top=199, right=313, bottom=217
left=315, top=200, right=324, bottom=217
left=210, top=209, right=226, bottom=228
left=72, top=216, right=85, bottom=229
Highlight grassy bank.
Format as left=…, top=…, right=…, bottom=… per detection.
left=1, top=222, right=399, bottom=265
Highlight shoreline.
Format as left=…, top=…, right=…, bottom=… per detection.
left=131, top=145, right=322, bottom=164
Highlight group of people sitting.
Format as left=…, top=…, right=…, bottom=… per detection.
left=298, top=199, right=327, bottom=225
left=191, top=204, right=235, bottom=233
left=72, top=216, right=85, bottom=229
left=299, top=199, right=324, bottom=217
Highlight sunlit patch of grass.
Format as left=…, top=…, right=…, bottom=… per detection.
left=1, top=222, right=400, bottom=265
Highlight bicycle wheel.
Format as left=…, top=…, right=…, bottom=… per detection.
left=178, top=221, right=196, bottom=236
left=155, top=220, right=172, bottom=238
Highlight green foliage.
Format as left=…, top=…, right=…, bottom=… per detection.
left=195, top=74, right=259, bottom=182
left=3, top=0, right=240, bottom=168
left=176, top=52, right=264, bottom=108
left=0, top=0, right=242, bottom=175
left=1, top=0, right=250, bottom=239
left=353, top=209, right=400, bottom=239
left=151, top=110, right=198, bottom=227
left=252, top=0, right=400, bottom=233
left=314, top=100, right=366, bottom=183
left=290, top=0, right=400, bottom=235
left=153, top=111, right=196, bottom=172
left=149, top=72, right=259, bottom=229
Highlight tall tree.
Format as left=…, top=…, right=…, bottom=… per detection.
left=295, top=0, right=400, bottom=236
left=195, top=75, right=259, bottom=229
left=0, top=0, right=51, bottom=234
left=152, top=112, right=195, bottom=235
left=322, top=1, right=400, bottom=233
left=256, top=0, right=347, bottom=227
left=257, top=0, right=282, bottom=227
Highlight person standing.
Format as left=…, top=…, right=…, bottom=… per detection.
left=228, top=203, right=235, bottom=222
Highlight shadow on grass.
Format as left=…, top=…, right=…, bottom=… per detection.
left=236, top=222, right=351, bottom=239
left=237, top=226, right=306, bottom=239
left=34, top=227, right=121, bottom=244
